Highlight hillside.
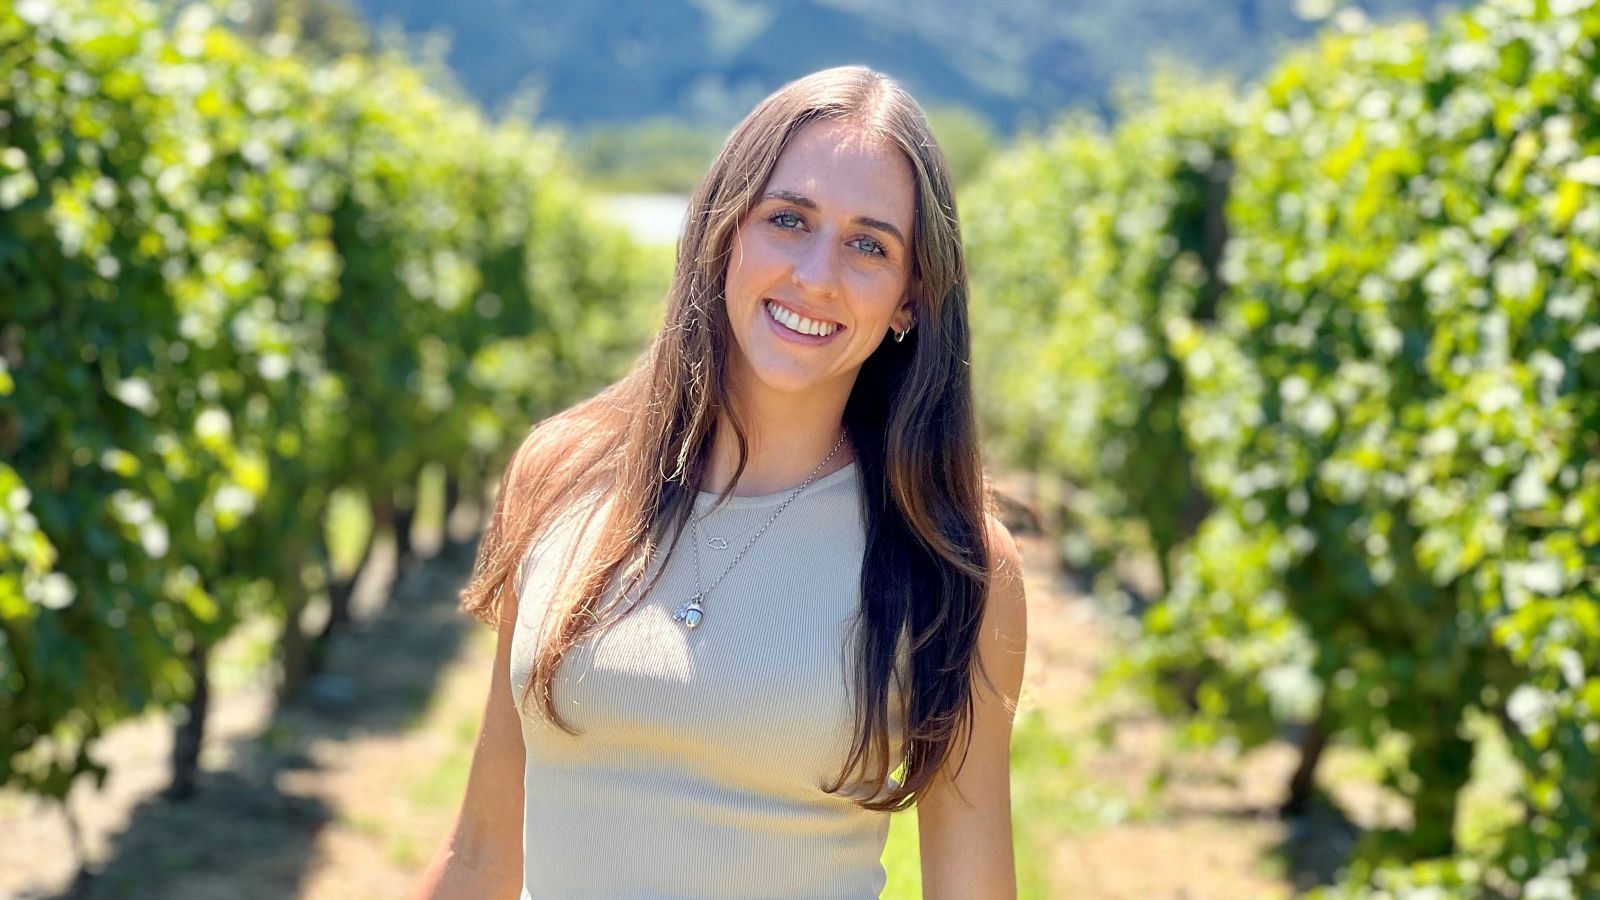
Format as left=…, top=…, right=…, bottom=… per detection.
left=342, top=0, right=1463, bottom=131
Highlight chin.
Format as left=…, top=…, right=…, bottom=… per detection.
left=732, top=351, right=853, bottom=401
left=748, top=365, right=834, bottom=398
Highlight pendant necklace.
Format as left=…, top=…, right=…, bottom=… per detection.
left=671, top=431, right=848, bottom=631
left=699, top=512, right=767, bottom=550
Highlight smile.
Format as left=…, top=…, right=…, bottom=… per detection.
left=764, top=299, right=841, bottom=338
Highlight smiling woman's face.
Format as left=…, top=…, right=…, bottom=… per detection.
left=722, top=118, right=917, bottom=405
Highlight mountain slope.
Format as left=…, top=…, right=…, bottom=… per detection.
left=345, top=0, right=1462, bottom=130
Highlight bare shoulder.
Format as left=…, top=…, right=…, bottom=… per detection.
left=982, top=513, right=1027, bottom=633
left=977, top=513, right=1027, bottom=690
left=982, top=513, right=1025, bottom=584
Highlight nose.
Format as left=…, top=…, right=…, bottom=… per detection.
left=789, top=228, right=840, bottom=299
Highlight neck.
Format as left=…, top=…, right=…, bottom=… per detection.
left=704, top=372, right=857, bottom=497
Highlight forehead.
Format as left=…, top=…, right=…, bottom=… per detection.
left=762, top=119, right=915, bottom=230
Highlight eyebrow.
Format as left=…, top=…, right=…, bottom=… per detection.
left=762, top=190, right=907, bottom=247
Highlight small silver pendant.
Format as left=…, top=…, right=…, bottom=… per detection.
left=672, top=594, right=705, bottom=630
left=706, top=537, right=729, bottom=550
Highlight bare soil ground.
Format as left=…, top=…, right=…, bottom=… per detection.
left=0, top=494, right=1408, bottom=900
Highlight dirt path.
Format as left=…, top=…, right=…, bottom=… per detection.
left=0, top=532, right=491, bottom=900
left=0, top=492, right=1402, bottom=899
left=1011, top=525, right=1361, bottom=899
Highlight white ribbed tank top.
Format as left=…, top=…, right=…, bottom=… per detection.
left=508, top=460, right=908, bottom=899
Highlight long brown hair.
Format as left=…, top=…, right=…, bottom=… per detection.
left=460, top=65, right=995, bottom=812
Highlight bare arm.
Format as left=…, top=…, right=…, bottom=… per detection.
left=412, top=590, right=527, bottom=899
left=916, top=515, right=1029, bottom=899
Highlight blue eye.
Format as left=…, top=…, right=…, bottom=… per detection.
left=851, top=237, right=887, bottom=258
left=768, top=209, right=888, bottom=259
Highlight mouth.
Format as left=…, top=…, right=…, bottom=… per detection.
left=763, top=299, right=844, bottom=340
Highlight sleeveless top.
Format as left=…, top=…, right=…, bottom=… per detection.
left=507, top=460, right=909, bottom=899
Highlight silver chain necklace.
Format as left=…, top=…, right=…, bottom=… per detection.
left=699, top=511, right=767, bottom=551
left=671, top=431, right=848, bottom=631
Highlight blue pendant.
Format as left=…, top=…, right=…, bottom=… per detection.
left=672, top=595, right=705, bottom=630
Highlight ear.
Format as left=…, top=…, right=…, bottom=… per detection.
left=891, top=286, right=917, bottom=333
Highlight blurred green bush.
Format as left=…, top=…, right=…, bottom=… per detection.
left=0, top=0, right=658, bottom=803
left=969, top=0, right=1599, bottom=894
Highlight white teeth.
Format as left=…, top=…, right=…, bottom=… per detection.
left=765, top=300, right=838, bottom=337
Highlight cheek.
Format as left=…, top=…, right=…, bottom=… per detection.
left=726, top=231, right=778, bottom=296
left=847, top=265, right=908, bottom=310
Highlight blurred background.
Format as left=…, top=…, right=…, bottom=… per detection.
left=2, top=0, right=1597, bottom=897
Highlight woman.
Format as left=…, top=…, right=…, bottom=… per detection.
left=416, top=65, right=1027, bottom=899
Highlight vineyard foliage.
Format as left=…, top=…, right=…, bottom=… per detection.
left=965, top=75, right=1236, bottom=588
left=0, top=0, right=658, bottom=801
left=5, top=0, right=1598, bottom=893
left=971, top=0, right=1599, bottom=893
